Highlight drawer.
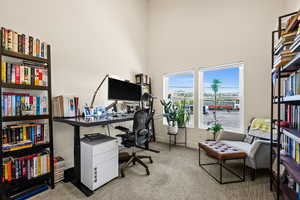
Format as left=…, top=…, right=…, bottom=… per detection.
left=92, top=139, right=118, bottom=155
left=94, top=149, right=118, bottom=163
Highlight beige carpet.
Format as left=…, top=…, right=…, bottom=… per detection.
left=30, top=143, right=274, bottom=200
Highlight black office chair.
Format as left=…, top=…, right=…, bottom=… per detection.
left=116, top=110, right=155, bottom=177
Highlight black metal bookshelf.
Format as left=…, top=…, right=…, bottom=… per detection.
left=271, top=10, right=300, bottom=200
left=0, top=31, right=54, bottom=199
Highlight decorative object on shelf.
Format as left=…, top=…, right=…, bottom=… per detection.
left=0, top=26, right=54, bottom=199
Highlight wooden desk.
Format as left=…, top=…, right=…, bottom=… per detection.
left=53, top=114, right=134, bottom=197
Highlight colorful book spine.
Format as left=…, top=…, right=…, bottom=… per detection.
left=0, top=61, right=48, bottom=86
left=1, top=27, right=48, bottom=58
left=2, top=152, right=50, bottom=182
left=1, top=93, right=47, bottom=117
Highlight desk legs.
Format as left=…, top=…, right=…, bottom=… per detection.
left=73, top=126, right=81, bottom=184
left=106, top=124, right=111, bottom=136
left=64, top=126, right=94, bottom=197
left=198, top=148, right=246, bottom=184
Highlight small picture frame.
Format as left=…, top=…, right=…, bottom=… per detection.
left=83, top=106, right=92, bottom=117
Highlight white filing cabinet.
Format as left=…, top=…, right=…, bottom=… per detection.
left=80, top=135, right=119, bottom=191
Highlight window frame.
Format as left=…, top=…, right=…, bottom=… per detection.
left=198, top=62, right=244, bottom=133
left=163, top=70, right=196, bottom=128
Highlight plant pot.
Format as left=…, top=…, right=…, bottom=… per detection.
left=167, top=125, right=178, bottom=134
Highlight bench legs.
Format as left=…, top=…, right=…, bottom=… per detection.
left=198, top=148, right=246, bottom=184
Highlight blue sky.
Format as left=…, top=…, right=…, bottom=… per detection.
left=168, top=74, right=194, bottom=88
left=167, top=67, right=239, bottom=94
left=203, top=67, right=239, bottom=93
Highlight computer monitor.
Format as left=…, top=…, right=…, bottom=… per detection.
left=108, top=78, right=141, bottom=101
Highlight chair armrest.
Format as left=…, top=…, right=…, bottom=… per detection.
left=116, top=133, right=129, bottom=138
left=216, top=131, right=246, bottom=142
left=115, top=126, right=130, bottom=132
left=248, top=140, right=270, bottom=159
left=248, top=140, right=271, bottom=169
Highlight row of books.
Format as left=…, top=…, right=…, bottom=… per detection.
left=281, top=132, right=300, bottom=199
left=2, top=123, right=48, bottom=152
left=53, top=96, right=79, bottom=117
left=54, top=156, right=65, bottom=183
left=1, top=93, right=48, bottom=117
left=282, top=133, right=300, bottom=161
left=283, top=70, right=300, bottom=96
left=1, top=27, right=48, bottom=59
left=286, top=105, right=300, bottom=131
left=2, top=151, right=50, bottom=182
left=1, top=61, right=48, bottom=86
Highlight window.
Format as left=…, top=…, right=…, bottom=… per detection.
left=163, top=72, right=194, bottom=127
left=199, top=63, right=244, bottom=132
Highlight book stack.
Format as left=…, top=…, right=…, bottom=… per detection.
left=1, top=93, right=48, bottom=117
left=1, top=27, right=48, bottom=59
left=283, top=70, right=300, bottom=96
left=2, top=123, right=48, bottom=152
left=53, top=96, right=79, bottom=117
left=274, top=32, right=297, bottom=68
left=290, top=22, right=300, bottom=52
left=1, top=61, right=48, bottom=86
left=2, top=151, right=50, bottom=182
left=54, top=156, right=65, bottom=183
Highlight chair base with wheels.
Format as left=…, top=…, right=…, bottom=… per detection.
left=120, top=150, right=153, bottom=177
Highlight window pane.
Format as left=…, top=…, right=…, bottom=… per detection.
left=200, top=67, right=241, bottom=132
left=164, top=73, right=194, bottom=127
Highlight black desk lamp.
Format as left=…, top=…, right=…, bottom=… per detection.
left=90, top=74, right=117, bottom=112
left=90, top=74, right=109, bottom=108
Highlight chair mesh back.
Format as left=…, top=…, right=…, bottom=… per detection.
left=133, top=110, right=149, bottom=146
left=133, top=110, right=148, bottom=132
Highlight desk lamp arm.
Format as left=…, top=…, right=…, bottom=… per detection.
left=90, top=74, right=109, bottom=108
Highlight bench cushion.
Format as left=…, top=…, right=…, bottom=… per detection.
left=220, top=140, right=251, bottom=156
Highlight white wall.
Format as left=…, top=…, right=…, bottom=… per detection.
left=147, top=0, right=284, bottom=148
left=284, top=0, right=300, bottom=12
left=0, top=0, right=148, bottom=168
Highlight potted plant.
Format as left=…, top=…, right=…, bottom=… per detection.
left=160, top=95, right=191, bottom=134
left=207, top=123, right=223, bottom=140
left=175, top=99, right=191, bottom=128
left=207, top=79, right=223, bottom=140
